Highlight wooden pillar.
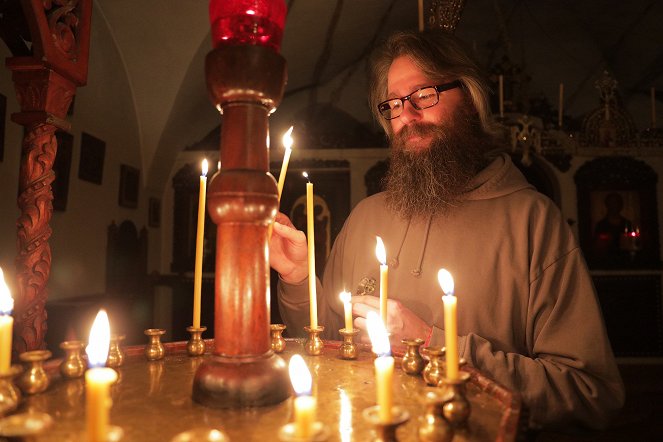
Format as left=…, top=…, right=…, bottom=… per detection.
left=5, top=0, right=91, bottom=353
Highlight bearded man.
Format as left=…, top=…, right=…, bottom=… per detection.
left=269, top=30, right=623, bottom=431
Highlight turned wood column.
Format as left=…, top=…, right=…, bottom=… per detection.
left=4, top=0, right=91, bottom=353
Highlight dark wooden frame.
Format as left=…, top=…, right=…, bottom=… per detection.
left=118, top=164, right=140, bottom=209
left=78, top=131, right=105, bottom=184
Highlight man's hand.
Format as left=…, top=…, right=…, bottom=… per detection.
left=269, top=213, right=309, bottom=284
left=351, top=296, right=431, bottom=344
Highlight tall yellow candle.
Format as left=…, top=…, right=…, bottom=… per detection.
left=438, top=269, right=459, bottom=380
left=498, top=74, right=504, bottom=118
left=193, top=159, right=208, bottom=329
left=558, top=83, right=564, bottom=128
left=303, top=172, right=318, bottom=329
left=375, top=237, right=388, bottom=326
left=86, top=309, right=117, bottom=442
left=289, top=354, right=316, bottom=438
left=277, top=126, right=294, bottom=201
left=367, top=312, right=393, bottom=423
left=0, top=267, right=14, bottom=374
left=340, top=291, right=352, bottom=332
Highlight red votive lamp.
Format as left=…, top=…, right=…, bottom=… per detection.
left=209, top=0, right=287, bottom=52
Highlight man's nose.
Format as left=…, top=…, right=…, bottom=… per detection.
left=397, top=100, right=421, bottom=125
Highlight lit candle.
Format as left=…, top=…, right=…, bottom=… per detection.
left=340, top=291, right=352, bottom=332
left=0, top=267, right=14, bottom=375
left=86, top=309, right=117, bottom=442
left=193, top=159, right=208, bottom=329
left=558, top=83, right=564, bottom=128
left=375, top=236, right=388, bottom=326
left=438, top=269, right=459, bottom=380
left=367, top=311, right=393, bottom=423
left=418, top=0, right=424, bottom=32
left=289, top=354, right=316, bottom=439
left=303, top=172, right=318, bottom=329
left=498, top=74, right=504, bottom=118
left=651, top=87, right=656, bottom=129
left=277, top=126, right=294, bottom=201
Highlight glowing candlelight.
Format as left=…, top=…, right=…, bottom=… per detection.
left=498, top=74, right=504, bottom=118
left=375, top=236, right=388, bottom=326
left=0, top=267, right=14, bottom=375
left=277, top=126, right=294, bottom=201
left=367, top=311, right=393, bottom=423
left=289, top=354, right=316, bottom=439
left=303, top=172, right=318, bottom=328
left=438, top=269, right=459, bottom=380
left=340, top=291, right=352, bottom=332
left=193, top=159, right=208, bottom=329
left=86, top=309, right=117, bottom=442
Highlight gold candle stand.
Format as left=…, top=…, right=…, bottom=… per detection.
left=0, top=365, right=22, bottom=416
left=270, top=324, right=287, bottom=353
left=418, top=389, right=454, bottom=442
left=59, top=340, right=87, bottom=379
left=362, top=405, right=410, bottom=442
left=144, top=328, right=166, bottom=361
left=338, top=328, right=360, bottom=359
left=186, top=326, right=207, bottom=357
left=0, top=411, right=54, bottom=439
left=422, top=347, right=445, bottom=386
left=400, top=338, right=425, bottom=375
left=17, top=350, right=51, bottom=395
left=303, top=326, right=325, bottom=356
left=107, top=334, right=126, bottom=368
left=278, top=421, right=329, bottom=442
left=438, top=371, right=472, bottom=428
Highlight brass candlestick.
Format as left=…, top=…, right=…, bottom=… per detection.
left=418, top=389, right=454, bottom=442
left=17, top=350, right=51, bottom=395
left=278, top=422, right=329, bottom=442
left=144, top=328, right=166, bottom=361
left=0, top=365, right=22, bottom=416
left=107, top=334, right=126, bottom=368
left=338, top=328, right=360, bottom=360
left=438, top=372, right=471, bottom=428
left=59, top=340, right=87, bottom=379
left=186, top=326, right=207, bottom=356
left=362, top=405, right=410, bottom=442
left=400, top=338, right=425, bottom=375
left=422, top=347, right=445, bottom=386
left=303, top=326, right=324, bottom=356
left=270, top=324, right=287, bottom=353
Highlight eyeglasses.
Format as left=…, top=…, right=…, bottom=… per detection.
left=377, top=80, right=462, bottom=120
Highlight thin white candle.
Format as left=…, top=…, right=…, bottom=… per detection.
left=277, top=126, right=294, bottom=201
left=367, top=311, right=393, bottom=423
left=438, top=269, right=459, bottom=380
left=193, top=159, right=208, bottom=329
left=340, top=291, right=352, bottom=332
left=0, top=267, right=14, bottom=375
left=289, top=354, right=316, bottom=439
left=303, top=172, right=318, bottom=329
left=375, top=237, right=388, bottom=326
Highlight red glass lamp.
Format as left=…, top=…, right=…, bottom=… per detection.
left=209, top=0, right=287, bottom=52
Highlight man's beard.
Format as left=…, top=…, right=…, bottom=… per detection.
left=384, top=107, right=494, bottom=218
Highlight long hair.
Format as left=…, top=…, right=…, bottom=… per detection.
left=368, top=30, right=500, bottom=139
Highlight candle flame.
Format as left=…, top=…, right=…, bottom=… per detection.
left=339, top=290, right=351, bottom=304
left=86, top=309, right=111, bottom=368
left=282, top=126, right=294, bottom=150
left=201, top=159, right=209, bottom=177
left=289, top=354, right=312, bottom=396
left=302, top=171, right=310, bottom=182
left=0, top=267, right=13, bottom=315
left=375, top=236, right=386, bottom=265
left=366, top=311, right=390, bottom=356
left=437, top=268, right=455, bottom=296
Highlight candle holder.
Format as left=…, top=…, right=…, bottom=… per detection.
left=171, top=427, right=230, bottom=442
left=0, top=411, right=53, bottom=439
left=0, top=365, right=22, bottom=416
left=303, top=326, right=325, bottom=356
left=338, top=328, right=360, bottom=360
left=438, top=372, right=471, bottom=428
left=417, top=389, right=454, bottom=442
left=270, top=324, right=287, bottom=353
left=186, top=326, right=207, bottom=357
left=278, top=421, right=329, bottom=442
left=107, top=334, right=126, bottom=368
left=362, top=405, right=410, bottom=442
left=59, top=340, right=87, bottom=379
left=16, top=350, right=51, bottom=395
left=400, top=338, right=425, bottom=375
left=144, top=328, right=166, bottom=361
left=422, top=347, right=445, bottom=386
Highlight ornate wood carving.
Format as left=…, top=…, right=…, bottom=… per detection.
left=4, top=0, right=91, bottom=353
